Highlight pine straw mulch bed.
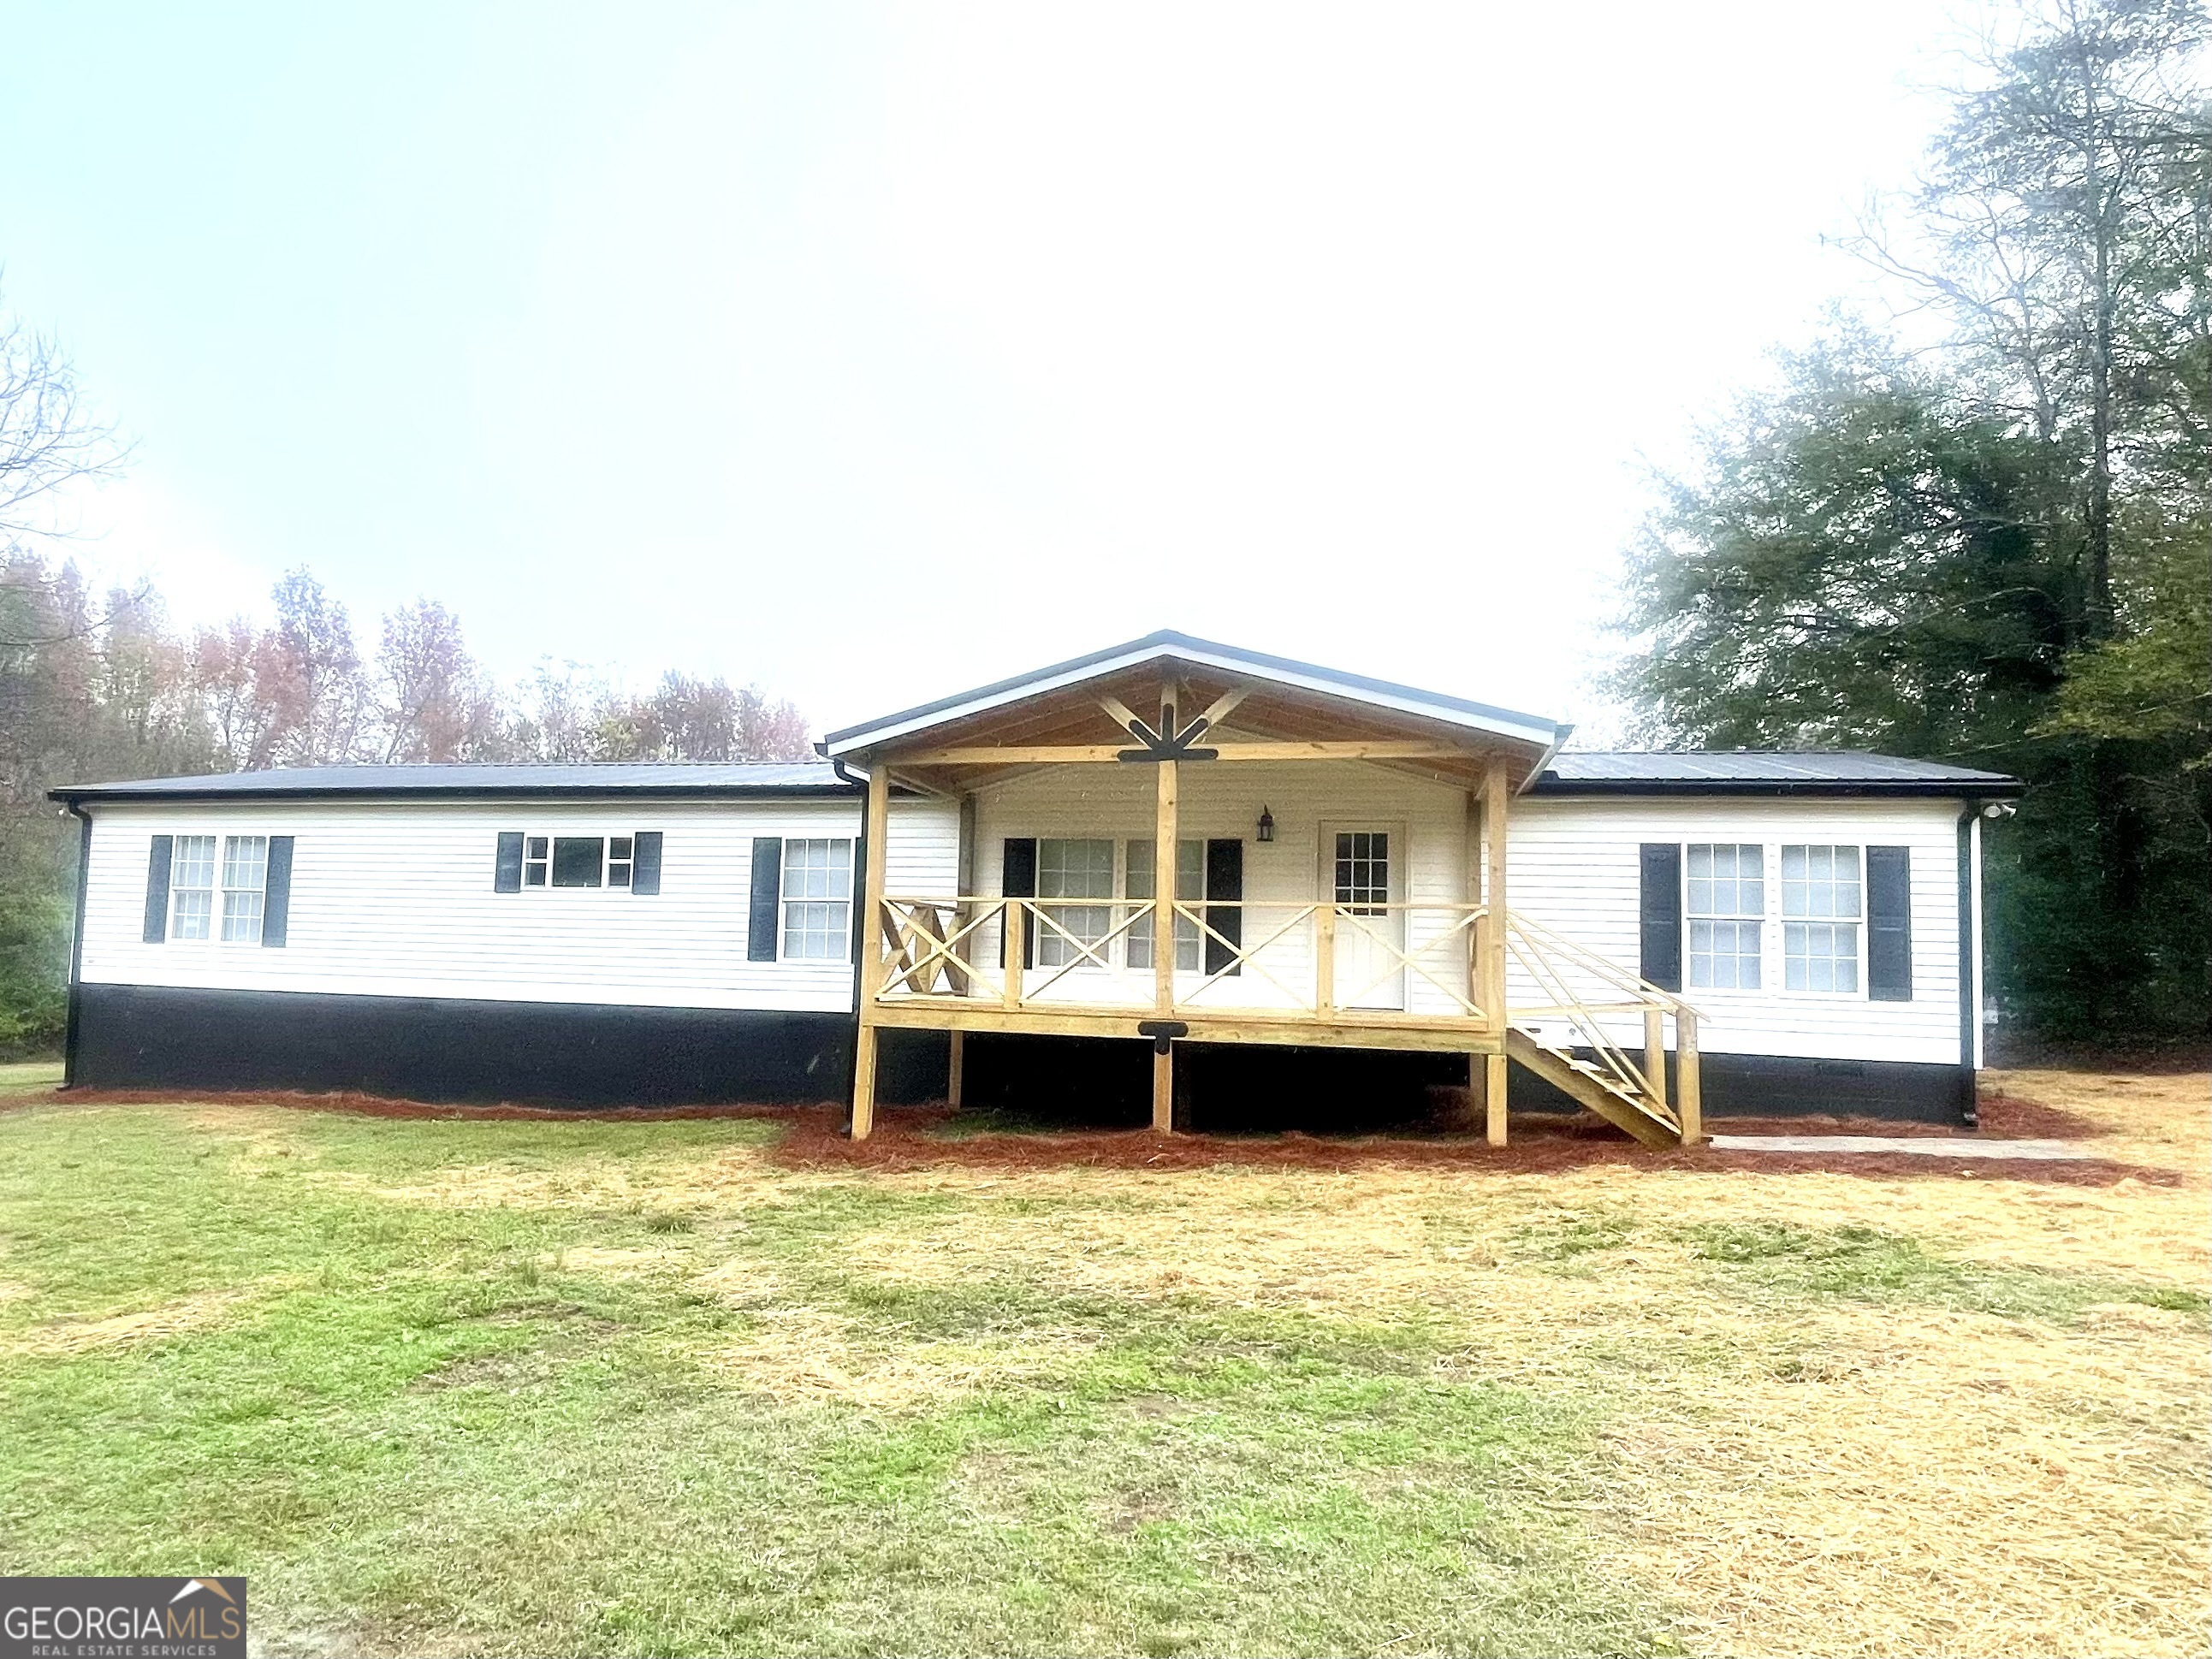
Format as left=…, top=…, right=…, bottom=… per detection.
left=18, top=1082, right=2179, bottom=1188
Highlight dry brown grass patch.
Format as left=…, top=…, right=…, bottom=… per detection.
left=1597, top=1301, right=2209, bottom=1658
left=707, top=1306, right=1092, bottom=1409
left=6, top=1288, right=258, bottom=1357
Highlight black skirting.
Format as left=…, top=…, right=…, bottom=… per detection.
left=67, top=982, right=946, bottom=1109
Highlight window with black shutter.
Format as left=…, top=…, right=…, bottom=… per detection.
left=1002, top=837, right=1037, bottom=969
left=1867, top=845, right=1913, bottom=1001
left=747, top=837, right=782, bottom=960
left=1639, top=843, right=1683, bottom=992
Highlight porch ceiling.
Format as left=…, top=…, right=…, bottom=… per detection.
left=853, top=660, right=1551, bottom=796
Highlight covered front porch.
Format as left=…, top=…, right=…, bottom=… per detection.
left=825, top=632, right=1703, bottom=1147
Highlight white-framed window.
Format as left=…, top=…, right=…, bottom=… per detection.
left=220, top=835, right=270, bottom=943
left=1687, top=843, right=1763, bottom=989
left=608, top=837, right=635, bottom=889
left=170, top=834, right=216, bottom=939
left=1782, top=844, right=1862, bottom=992
left=524, top=836, right=551, bottom=886
left=781, top=837, right=852, bottom=961
left=1036, top=838, right=1116, bottom=969
left=1125, top=838, right=1202, bottom=972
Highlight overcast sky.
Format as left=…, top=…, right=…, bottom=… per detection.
left=2, top=2, right=1966, bottom=739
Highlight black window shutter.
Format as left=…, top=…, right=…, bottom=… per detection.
left=1002, top=837, right=1037, bottom=969
left=1639, top=843, right=1682, bottom=992
left=1867, top=845, right=1913, bottom=1001
left=494, top=831, right=525, bottom=893
left=262, top=836, right=294, bottom=948
left=748, top=838, right=783, bottom=961
left=632, top=832, right=663, bottom=896
left=1204, top=838, right=1243, bottom=975
left=143, top=835, right=174, bottom=943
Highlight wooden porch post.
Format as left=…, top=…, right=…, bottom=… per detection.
left=1644, top=1007, right=1668, bottom=1111
left=1153, top=723, right=1179, bottom=1134
left=946, top=1030, right=964, bottom=1109
left=1676, top=1009, right=1703, bottom=1145
left=851, top=761, right=891, bottom=1141
left=1483, top=761, right=1511, bottom=1147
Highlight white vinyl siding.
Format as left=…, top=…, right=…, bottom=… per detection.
left=82, top=798, right=957, bottom=1014
left=974, top=754, right=1474, bottom=1016
left=79, top=775, right=1971, bottom=1067
left=1512, top=799, right=1965, bottom=1065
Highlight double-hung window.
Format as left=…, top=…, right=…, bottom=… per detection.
left=170, top=835, right=216, bottom=939
left=781, top=838, right=852, bottom=960
left=1035, top=838, right=1116, bottom=969
left=1687, top=843, right=1763, bottom=989
left=1782, top=844, right=1862, bottom=992
left=1124, top=838, right=1201, bottom=971
left=221, top=836, right=270, bottom=943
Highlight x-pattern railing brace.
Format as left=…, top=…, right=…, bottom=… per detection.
left=1331, top=905, right=1487, bottom=1016
left=876, top=899, right=999, bottom=998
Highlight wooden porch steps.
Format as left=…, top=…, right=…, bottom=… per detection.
left=1504, top=1027, right=1683, bottom=1149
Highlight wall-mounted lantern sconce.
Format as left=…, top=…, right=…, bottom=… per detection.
left=1256, top=805, right=1275, bottom=843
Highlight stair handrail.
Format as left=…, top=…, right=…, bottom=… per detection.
left=1504, top=927, right=1663, bottom=1109
left=1505, top=910, right=1697, bottom=1014
left=1503, top=913, right=1702, bottom=1131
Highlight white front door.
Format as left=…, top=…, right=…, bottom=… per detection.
left=1326, top=827, right=1403, bottom=1010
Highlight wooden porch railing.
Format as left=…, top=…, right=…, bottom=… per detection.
left=875, top=893, right=1493, bottom=1019
left=871, top=893, right=1702, bottom=1142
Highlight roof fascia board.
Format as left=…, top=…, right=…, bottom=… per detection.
left=1527, top=778, right=2025, bottom=800
left=825, top=639, right=1560, bottom=755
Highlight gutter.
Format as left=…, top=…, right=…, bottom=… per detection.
left=45, top=783, right=863, bottom=806
left=61, top=801, right=92, bottom=1089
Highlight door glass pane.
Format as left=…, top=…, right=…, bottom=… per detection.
left=1335, top=831, right=1388, bottom=914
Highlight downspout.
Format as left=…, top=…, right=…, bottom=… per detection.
left=61, top=800, right=92, bottom=1089
left=833, top=757, right=870, bottom=1135
left=1955, top=801, right=1979, bottom=1127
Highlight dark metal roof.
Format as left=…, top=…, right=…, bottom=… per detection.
left=821, top=628, right=1569, bottom=755
left=48, top=750, right=2025, bottom=805
left=49, top=761, right=857, bottom=805
left=1532, top=751, right=2024, bottom=797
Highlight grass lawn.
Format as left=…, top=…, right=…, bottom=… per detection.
left=0, top=1069, right=2205, bottom=1657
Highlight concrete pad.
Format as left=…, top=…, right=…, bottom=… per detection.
left=1709, top=1134, right=2094, bottom=1161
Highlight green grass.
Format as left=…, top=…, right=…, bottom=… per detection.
left=0, top=1105, right=1663, bottom=1657
left=5, top=1101, right=2202, bottom=1656
left=0, top=1059, right=62, bottom=1097
left=1508, top=1210, right=2207, bottom=1324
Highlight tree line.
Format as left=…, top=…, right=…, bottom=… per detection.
left=0, top=547, right=813, bottom=1052
left=1615, top=0, right=2209, bottom=1041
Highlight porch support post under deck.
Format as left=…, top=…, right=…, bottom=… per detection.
left=1483, top=760, right=1511, bottom=1147
left=946, top=1030, right=964, bottom=1109
left=850, top=761, right=891, bottom=1141
left=1153, top=714, right=1179, bottom=1135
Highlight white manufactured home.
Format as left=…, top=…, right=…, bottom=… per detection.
left=51, top=632, right=2020, bottom=1143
